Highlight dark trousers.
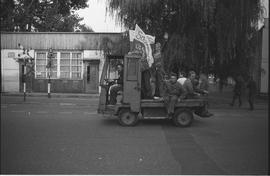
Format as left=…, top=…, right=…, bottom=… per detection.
left=248, top=93, right=255, bottom=110
left=185, top=93, right=209, bottom=116
left=164, top=95, right=178, bottom=114
left=109, top=84, right=122, bottom=105
left=231, top=93, right=242, bottom=106
left=141, top=69, right=152, bottom=99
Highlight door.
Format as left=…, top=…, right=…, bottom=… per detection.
left=123, top=54, right=141, bottom=112
left=84, top=61, right=99, bottom=93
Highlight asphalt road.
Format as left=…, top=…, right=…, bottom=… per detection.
left=1, top=96, right=268, bottom=174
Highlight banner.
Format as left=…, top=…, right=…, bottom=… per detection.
left=129, top=24, right=155, bottom=68
left=129, top=30, right=155, bottom=44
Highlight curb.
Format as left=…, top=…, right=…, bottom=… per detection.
left=1, top=92, right=99, bottom=98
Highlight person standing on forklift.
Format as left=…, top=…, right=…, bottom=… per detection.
left=109, top=64, right=124, bottom=105
left=163, top=73, right=186, bottom=118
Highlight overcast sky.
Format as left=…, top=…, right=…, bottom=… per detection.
left=76, top=0, right=123, bottom=32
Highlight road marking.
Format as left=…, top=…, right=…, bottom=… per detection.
left=83, top=112, right=97, bottom=115
left=60, top=103, right=75, bottom=106
left=11, top=110, right=25, bottom=113
left=59, top=112, right=72, bottom=114
left=36, top=111, right=48, bottom=114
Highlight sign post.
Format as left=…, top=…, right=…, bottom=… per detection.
left=47, top=48, right=54, bottom=98
left=16, top=43, right=34, bottom=101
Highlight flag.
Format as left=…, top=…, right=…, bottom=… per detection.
left=132, top=24, right=154, bottom=67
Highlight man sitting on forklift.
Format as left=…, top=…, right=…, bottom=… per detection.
left=163, top=72, right=186, bottom=118
left=109, top=63, right=124, bottom=105
left=183, top=70, right=213, bottom=117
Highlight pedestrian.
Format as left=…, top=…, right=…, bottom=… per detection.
left=198, top=73, right=209, bottom=93
left=198, top=73, right=210, bottom=109
left=230, top=75, right=245, bottom=107
left=247, top=75, right=257, bottom=110
left=177, top=71, right=187, bottom=85
left=163, top=73, right=185, bottom=118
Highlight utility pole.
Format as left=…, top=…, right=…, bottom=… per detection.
left=46, top=48, right=54, bottom=98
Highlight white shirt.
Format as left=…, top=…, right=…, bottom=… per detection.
left=177, top=77, right=187, bottom=85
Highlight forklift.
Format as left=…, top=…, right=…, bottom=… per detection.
left=98, top=53, right=210, bottom=127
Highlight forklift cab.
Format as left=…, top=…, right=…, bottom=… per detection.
left=98, top=53, right=142, bottom=113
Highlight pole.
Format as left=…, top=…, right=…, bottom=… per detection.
left=23, top=61, right=26, bottom=101
left=48, top=71, right=51, bottom=98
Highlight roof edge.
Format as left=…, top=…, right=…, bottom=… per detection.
left=0, top=32, right=124, bottom=34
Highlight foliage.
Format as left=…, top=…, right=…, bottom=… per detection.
left=106, top=0, right=263, bottom=78
left=0, top=0, right=93, bottom=32
left=100, top=32, right=130, bottom=56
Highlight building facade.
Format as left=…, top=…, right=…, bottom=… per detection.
left=1, top=32, right=127, bottom=93
left=260, top=13, right=269, bottom=94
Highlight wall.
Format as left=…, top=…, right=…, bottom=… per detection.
left=260, top=19, right=269, bottom=93
left=33, top=79, right=84, bottom=93
left=1, top=32, right=123, bottom=50
left=1, top=50, right=20, bottom=92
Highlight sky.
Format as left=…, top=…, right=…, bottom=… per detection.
left=76, top=0, right=124, bottom=32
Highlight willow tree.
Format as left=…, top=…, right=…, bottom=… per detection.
left=106, top=0, right=263, bottom=79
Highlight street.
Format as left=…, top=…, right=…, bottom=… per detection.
left=1, top=95, right=268, bottom=174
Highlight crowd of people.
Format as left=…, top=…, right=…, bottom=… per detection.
left=108, top=62, right=214, bottom=118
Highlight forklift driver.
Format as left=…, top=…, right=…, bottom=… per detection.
left=109, top=64, right=124, bottom=105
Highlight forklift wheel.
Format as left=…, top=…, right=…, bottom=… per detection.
left=118, top=109, right=139, bottom=126
left=173, top=109, right=193, bottom=127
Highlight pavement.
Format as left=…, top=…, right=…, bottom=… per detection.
left=1, top=84, right=268, bottom=109
left=1, top=92, right=99, bottom=98
left=1, top=90, right=269, bottom=174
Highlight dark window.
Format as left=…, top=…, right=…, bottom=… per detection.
left=87, top=65, right=90, bottom=83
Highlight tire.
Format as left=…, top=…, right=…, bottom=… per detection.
left=173, top=109, right=193, bottom=127
left=118, top=109, right=139, bottom=126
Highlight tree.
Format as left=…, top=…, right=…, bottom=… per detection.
left=0, top=0, right=91, bottom=32
left=106, top=0, right=263, bottom=79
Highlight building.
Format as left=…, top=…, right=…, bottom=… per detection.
left=1, top=32, right=128, bottom=93
left=260, top=0, right=269, bottom=94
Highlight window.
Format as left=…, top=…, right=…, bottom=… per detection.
left=49, top=53, right=57, bottom=78
left=36, top=52, right=47, bottom=78
left=71, top=53, right=82, bottom=79
left=35, top=51, right=83, bottom=79
left=60, top=53, right=71, bottom=78
left=8, top=52, right=15, bottom=58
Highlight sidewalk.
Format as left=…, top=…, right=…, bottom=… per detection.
left=208, top=85, right=268, bottom=109
left=1, top=85, right=268, bottom=108
left=1, top=92, right=99, bottom=98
